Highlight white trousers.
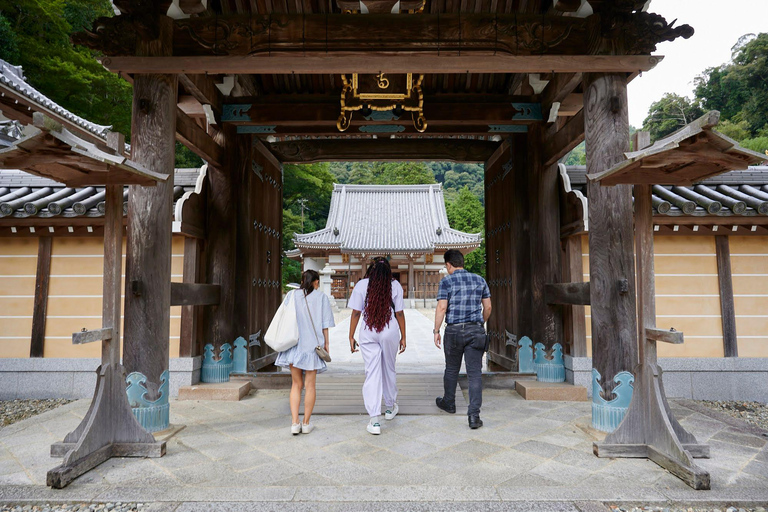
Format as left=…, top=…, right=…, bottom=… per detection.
left=359, top=328, right=399, bottom=418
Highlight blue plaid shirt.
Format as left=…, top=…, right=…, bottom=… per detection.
left=437, top=269, right=491, bottom=324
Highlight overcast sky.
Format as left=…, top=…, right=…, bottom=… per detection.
left=627, top=0, right=768, bottom=128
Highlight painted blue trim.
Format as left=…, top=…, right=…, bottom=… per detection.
left=363, top=111, right=400, bottom=121
left=488, top=125, right=528, bottom=133
left=237, top=125, right=277, bottom=134
left=510, top=103, right=543, bottom=120
left=518, top=336, right=534, bottom=374
left=232, top=337, right=248, bottom=374
left=592, top=368, right=634, bottom=432
left=222, top=104, right=252, bottom=122
left=201, top=343, right=233, bottom=383
left=533, top=343, right=565, bottom=383
left=126, top=369, right=169, bottom=433
left=359, top=125, right=405, bottom=133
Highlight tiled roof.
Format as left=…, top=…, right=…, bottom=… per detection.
left=294, top=184, right=483, bottom=253
left=0, top=169, right=201, bottom=219
left=0, top=59, right=111, bottom=141
left=566, top=166, right=768, bottom=217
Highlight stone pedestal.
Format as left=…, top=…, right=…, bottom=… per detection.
left=515, top=380, right=588, bottom=401
left=177, top=381, right=251, bottom=401
left=320, top=263, right=338, bottom=310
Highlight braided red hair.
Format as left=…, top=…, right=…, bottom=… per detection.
left=363, top=258, right=393, bottom=333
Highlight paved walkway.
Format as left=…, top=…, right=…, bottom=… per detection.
left=0, top=389, right=766, bottom=510
left=328, top=308, right=465, bottom=374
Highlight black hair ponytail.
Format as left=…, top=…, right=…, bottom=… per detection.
left=301, top=269, right=320, bottom=296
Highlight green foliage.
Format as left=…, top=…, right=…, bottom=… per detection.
left=0, top=0, right=133, bottom=136
left=282, top=163, right=335, bottom=236
left=741, top=137, right=768, bottom=154
left=642, top=93, right=704, bottom=141
left=446, top=187, right=485, bottom=277
left=0, top=14, right=20, bottom=63
left=715, top=119, right=751, bottom=141
left=175, top=143, right=204, bottom=168
left=564, top=142, right=586, bottom=165
left=340, top=161, right=436, bottom=185
left=693, top=33, right=768, bottom=139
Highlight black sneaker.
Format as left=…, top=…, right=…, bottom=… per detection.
left=468, top=415, right=483, bottom=429
left=435, top=397, right=456, bottom=414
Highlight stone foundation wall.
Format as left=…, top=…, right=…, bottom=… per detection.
left=565, top=355, right=768, bottom=402
left=0, top=357, right=201, bottom=400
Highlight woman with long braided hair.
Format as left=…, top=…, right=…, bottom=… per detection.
left=348, top=257, right=406, bottom=434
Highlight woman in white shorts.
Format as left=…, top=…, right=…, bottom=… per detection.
left=348, top=257, right=406, bottom=434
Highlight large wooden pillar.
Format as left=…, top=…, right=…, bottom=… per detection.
left=583, top=73, right=638, bottom=394
left=123, top=17, right=177, bottom=410
left=204, top=136, right=236, bottom=350
left=529, top=125, right=563, bottom=349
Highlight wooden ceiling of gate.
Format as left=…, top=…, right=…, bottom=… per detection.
left=211, top=0, right=551, bottom=97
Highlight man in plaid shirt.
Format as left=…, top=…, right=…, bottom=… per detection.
left=433, top=249, right=492, bottom=429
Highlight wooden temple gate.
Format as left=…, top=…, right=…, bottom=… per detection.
left=9, top=0, right=767, bottom=491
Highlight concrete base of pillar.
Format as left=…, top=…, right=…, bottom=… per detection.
left=177, top=381, right=251, bottom=401
left=515, top=380, right=588, bottom=401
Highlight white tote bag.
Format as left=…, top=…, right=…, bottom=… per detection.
left=264, top=290, right=300, bottom=352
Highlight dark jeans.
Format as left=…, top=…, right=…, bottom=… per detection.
left=442, top=323, right=485, bottom=416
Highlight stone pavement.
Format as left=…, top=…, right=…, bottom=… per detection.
left=0, top=387, right=767, bottom=510
left=328, top=308, right=467, bottom=374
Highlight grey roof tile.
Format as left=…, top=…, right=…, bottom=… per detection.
left=0, top=59, right=111, bottom=140
left=565, top=165, right=768, bottom=217
left=294, top=184, right=482, bottom=253
left=0, top=168, right=201, bottom=219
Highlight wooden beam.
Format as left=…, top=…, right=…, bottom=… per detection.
left=175, top=108, right=224, bottom=169
left=178, top=73, right=223, bottom=119
left=545, top=282, right=590, bottom=306
left=104, top=54, right=662, bottom=75
left=223, top=98, right=542, bottom=126
left=715, top=235, right=738, bottom=357
left=562, top=236, right=587, bottom=356
left=541, top=73, right=582, bottom=122
left=543, top=108, right=585, bottom=166
left=645, top=328, right=684, bottom=345
left=267, top=139, right=499, bottom=163
left=529, top=126, right=563, bottom=350
left=72, top=328, right=113, bottom=345
left=179, top=237, right=202, bottom=357
left=170, top=282, right=221, bottom=306
left=82, top=11, right=689, bottom=61
left=30, top=236, right=52, bottom=357
left=123, top=18, right=177, bottom=400
left=250, top=352, right=278, bottom=371
left=584, top=72, right=637, bottom=395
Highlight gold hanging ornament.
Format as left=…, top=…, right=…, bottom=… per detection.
left=337, top=72, right=427, bottom=133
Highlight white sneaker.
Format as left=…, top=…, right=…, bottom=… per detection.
left=301, top=422, right=314, bottom=434
left=384, top=403, right=399, bottom=420
left=291, top=423, right=301, bottom=435
left=367, top=418, right=381, bottom=435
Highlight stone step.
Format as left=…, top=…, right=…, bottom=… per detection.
left=515, top=380, right=588, bottom=401
left=177, top=381, right=251, bottom=401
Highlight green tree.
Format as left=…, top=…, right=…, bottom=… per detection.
left=642, top=93, right=704, bottom=141
left=0, top=0, right=133, bottom=136
left=175, top=143, right=204, bottom=168
left=446, top=186, right=485, bottom=277
left=694, top=33, right=768, bottom=138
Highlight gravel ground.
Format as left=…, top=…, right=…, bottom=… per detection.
left=609, top=507, right=766, bottom=512
left=0, top=505, right=144, bottom=512
left=696, top=400, right=768, bottom=432
left=0, top=399, right=72, bottom=427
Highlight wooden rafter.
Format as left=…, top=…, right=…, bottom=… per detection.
left=0, top=114, right=167, bottom=187
left=267, top=138, right=499, bottom=163
left=102, top=54, right=662, bottom=75
left=590, top=111, right=768, bottom=186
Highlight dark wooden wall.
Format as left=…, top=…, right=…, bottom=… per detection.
left=484, top=134, right=533, bottom=370
left=245, top=138, right=284, bottom=369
